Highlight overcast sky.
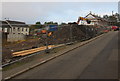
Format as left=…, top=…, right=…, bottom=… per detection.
left=1, top=0, right=120, bottom=2
left=1, top=2, right=118, bottom=24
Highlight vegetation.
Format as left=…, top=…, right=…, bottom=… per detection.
left=44, top=21, right=58, bottom=25
left=36, top=21, right=41, bottom=25
left=60, top=22, right=67, bottom=25
left=103, top=13, right=120, bottom=26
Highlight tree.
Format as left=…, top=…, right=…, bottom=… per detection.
left=103, top=15, right=109, bottom=19
left=36, top=22, right=41, bottom=25
left=33, top=21, right=43, bottom=29
left=108, top=16, right=117, bottom=22
left=60, top=22, right=67, bottom=25
left=102, top=13, right=119, bottom=26
left=114, top=13, right=120, bottom=21
left=44, top=21, right=58, bottom=25
left=54, top=22, right=58, bottom=25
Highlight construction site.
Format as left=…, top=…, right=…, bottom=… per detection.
left=2, top=24, right=110, bottom=65
left=2, top=12, right=115, bottom=66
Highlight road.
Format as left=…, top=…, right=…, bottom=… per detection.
left=12, top=31, right=119, bottom=79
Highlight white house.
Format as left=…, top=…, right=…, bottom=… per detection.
left=1, top=20, right=30, bottom=42
left=78, top=12, right=108, bottom=26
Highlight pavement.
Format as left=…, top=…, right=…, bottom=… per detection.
left=3, top=31, right=119, bottom=80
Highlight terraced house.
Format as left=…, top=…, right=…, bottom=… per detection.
left=1, top=20, right=30, bottom=42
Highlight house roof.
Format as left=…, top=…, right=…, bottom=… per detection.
left=6, top=20, right=29, bottom=27
left=0, top=20, right=29, bottom=28
left=85, top=12, right=108, bottom=22
left=0, top=21, right=11, bottom=28
left=86, top=13, right=101, bottom=20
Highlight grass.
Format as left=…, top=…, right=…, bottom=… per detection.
left=3, top=61, right=26, bottom=71
left=3, top=55, right=35, bottom=71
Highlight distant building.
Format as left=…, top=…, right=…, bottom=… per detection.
left=78, top=12, right=108, bottom=26
left=1, top=20, right=30, bottom=42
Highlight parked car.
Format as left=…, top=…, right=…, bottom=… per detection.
left=112, top=26, right=119, bottom=31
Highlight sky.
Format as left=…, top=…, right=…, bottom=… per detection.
left=1, top=0, right=120, bottom=2
left=1, top=2, right=119, bottom=24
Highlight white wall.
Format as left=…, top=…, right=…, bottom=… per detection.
left=11, top=27, right=29, bottom=35
left=20, top=27, right=29, bottom=35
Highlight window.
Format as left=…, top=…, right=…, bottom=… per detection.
left=13, top=27, right=15, bottom=30
left=26, top=28, right=27, bottom=31
left=18, top=28, right=20, bottom=31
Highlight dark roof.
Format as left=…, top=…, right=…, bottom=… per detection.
left=6, top=20, right=29, bottom=27
left=0, top=21, right=11, bottom=28
left=0, top=20, right=29, bottom=28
